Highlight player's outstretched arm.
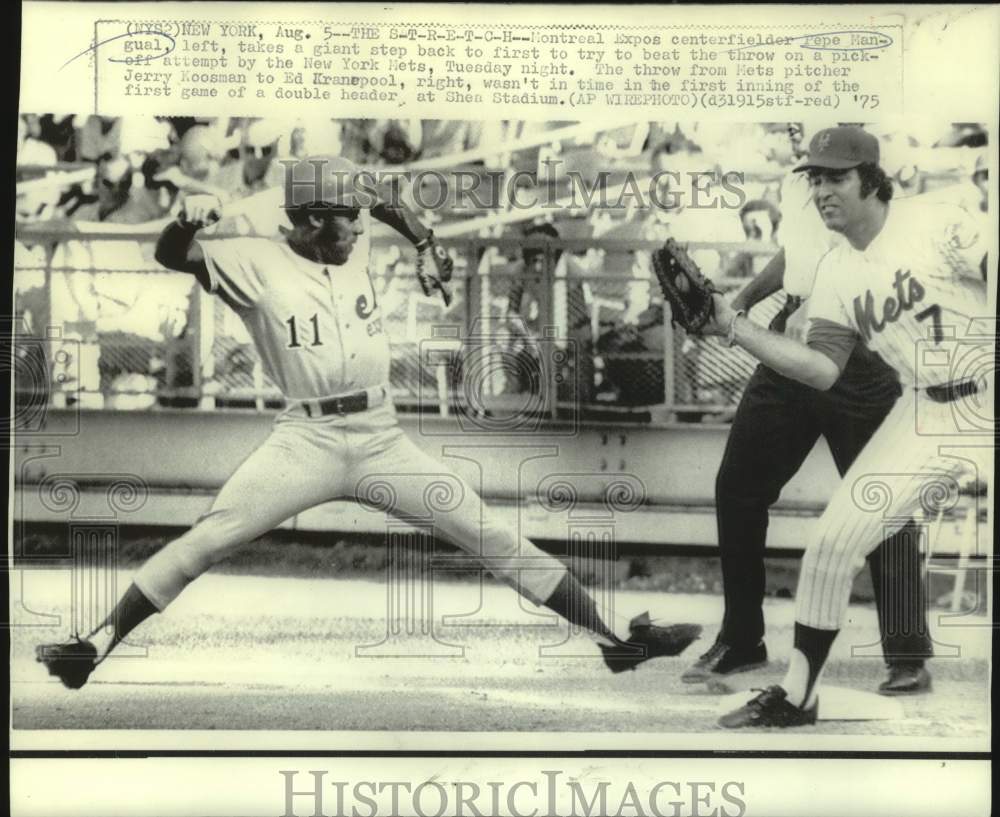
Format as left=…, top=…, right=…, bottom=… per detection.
left=704, top=294, right=844, bottom=390
left=371, top=200, right=453, bottom=278
left=371, top=200, right=433, bottom=248
left=371, top=200, right=454, bottom=304
left=154, top=195, right=218, bottom=286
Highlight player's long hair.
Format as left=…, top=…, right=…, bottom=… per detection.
left=857, top=163, right=894, bottom=202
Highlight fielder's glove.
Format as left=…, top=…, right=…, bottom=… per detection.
left=651, top=238, right=720, bottom=335
left=415, top=232, right=453, bottom=306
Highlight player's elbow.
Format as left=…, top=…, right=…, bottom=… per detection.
left=806, top=372, right=839, bottom=392
left=153, top=241, right=175, bottom=270
left=154, top=229, right=184, bottom=271
left=155, top=224, right=204, bottom=275
left=802, top=356, right=842, bottom=391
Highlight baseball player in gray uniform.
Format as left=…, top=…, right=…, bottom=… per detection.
left=704, top=127, right=990, bottom=727
left=36, top=155, right=701, bottom=690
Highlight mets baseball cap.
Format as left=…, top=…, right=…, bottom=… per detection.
left=793, top=127, right=879, bottom=172
left=282, top=154, right=381, bottom=210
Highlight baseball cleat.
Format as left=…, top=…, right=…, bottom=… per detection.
left=717, top=685, right=817, bottom=729
left=599, top=612, right=703, bottom=674
left=36, top=637, right=98, bottom=690
left=878, top=664, right=932, bottom=696
left=681, top=640, right=768, bottom=684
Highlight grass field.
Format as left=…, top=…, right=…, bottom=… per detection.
left=10, top=536, right=991, bottom=748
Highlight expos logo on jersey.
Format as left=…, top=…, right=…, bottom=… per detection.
left=285, top=266, right=384, bottom=349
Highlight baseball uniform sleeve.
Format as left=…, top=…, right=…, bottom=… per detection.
left=196, top=238, right=269, bottom=310
left=805, top=253, right=860, bottom=369
left=806, top=319, right=859, bottom=371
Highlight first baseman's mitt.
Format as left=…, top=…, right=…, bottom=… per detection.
left=651, top=238, right=720, bottom=335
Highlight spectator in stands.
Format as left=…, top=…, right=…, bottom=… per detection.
left=483, top=223, right=559, bottom=397
left=149, top=125, right=228, bottom=200
left=505, top=222, right=561, bottom=339
left=34, top=113, right=78, bottom=161
left=287, top=118, right=344, bottom=159
left=736, top=199, right=782, bottom=277
left=17, top=116, right=58, bottom=166
left=15, top=164, right=67, bottom=223
left=337, top=119, right=377, bottom=164
left=66, top=155, right=132, bottom=221
left=177, top=124, right=224, bottom=183
left=210, top=118, right=287, bottom=197
left=14, top=168, right=96, bottom=406
left=595, top=301, right=666, bottom=407
left=645, top=121, right=701, bottom=156
left=875, top=130, right=926, bottom=198
left=739, top=199, right=781, bottom=242
left=119, top=116, right=173, bottom=165
left=555, top=244, right=599, bottom=407
left=935, top=122, right=988, bottom=148
left=52, top=151, right=195, bottom=408
left=77, top=115, right=123, bottom=162
left=368, top=119, right=423, bottom=164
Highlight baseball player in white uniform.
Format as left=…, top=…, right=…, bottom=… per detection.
left=36, top=155, right=701, bottom=690
left=682, top=125, right=934, bottom=696
left=703, top=127, right=990, bottom=727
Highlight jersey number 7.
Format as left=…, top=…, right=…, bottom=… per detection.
left=915, top=304, right=944, bottom=344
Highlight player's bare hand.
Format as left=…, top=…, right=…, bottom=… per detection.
left=178, top=194, right=222, bottom=229
left=701, top=293, right=736, bottom=337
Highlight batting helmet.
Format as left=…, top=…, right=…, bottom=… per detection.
left=282, top=154, right=380, bottom=210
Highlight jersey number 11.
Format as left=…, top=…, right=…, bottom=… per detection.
left=286, top=314, right=323, bottom=348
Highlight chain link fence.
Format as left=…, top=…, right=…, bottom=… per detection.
left=13, top=227, right=784, bottom=420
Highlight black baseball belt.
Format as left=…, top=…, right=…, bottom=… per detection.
left=925, top=380, right=979, bottom=403
left=297, top=386, right=388, bottom=417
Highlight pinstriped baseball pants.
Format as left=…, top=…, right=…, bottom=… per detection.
left=796, top=387, right=988, bottom=629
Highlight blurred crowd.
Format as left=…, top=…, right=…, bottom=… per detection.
left=14, top=115, right=990, bottom=414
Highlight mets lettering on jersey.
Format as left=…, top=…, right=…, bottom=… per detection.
left=851, top=268, right=928, bottom=342
left=197, top=214, right=391, bottom=399
left=806, top=198, right=987, bottom=387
